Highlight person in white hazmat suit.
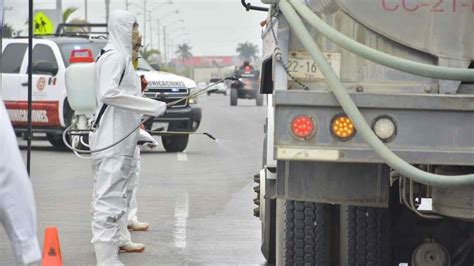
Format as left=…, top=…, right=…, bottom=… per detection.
left=117, top=29, right=158, bottom=253
left=0, top=100, right=42, bottom=265
left=89, top=10, right=166, bottom=265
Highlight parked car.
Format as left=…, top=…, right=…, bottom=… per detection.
left=207, top=78, right=228, bottom=96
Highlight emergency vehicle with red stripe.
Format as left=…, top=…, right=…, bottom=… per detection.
left=2, top=32, right=201, bottom=151
left=1, top=37, right=100, bottom=147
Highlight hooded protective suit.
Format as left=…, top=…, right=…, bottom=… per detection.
left=89, top=11, right=165, bottom=160
left=117, top=147, right=141, bottom=247
left=116, top=28, right=156, bottom=250
left=0, top=101, right=41, bottom=265
left=117, top=129, right=157, bottom=251
left=89, top=10, right=166, bottom=265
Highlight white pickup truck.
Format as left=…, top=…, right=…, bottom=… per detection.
left=1, top=36, right=201, bottom=152
left=136, top=57, right=201, bottom=152
left=1, top=37, right=102, bottom=147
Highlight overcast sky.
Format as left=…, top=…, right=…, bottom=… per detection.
left=4, top=0, right=269, bottom=56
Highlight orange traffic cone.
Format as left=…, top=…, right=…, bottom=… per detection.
left=41, top=227, right=63, bottom=266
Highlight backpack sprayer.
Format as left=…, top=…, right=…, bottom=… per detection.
left=63, top=49, right=236, bottom=155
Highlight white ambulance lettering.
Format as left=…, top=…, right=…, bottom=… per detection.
left=7, top=109, right=49, bottom=123
left=149, top=80, right=186, bottom=88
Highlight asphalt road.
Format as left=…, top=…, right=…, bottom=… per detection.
left=0, top=95, right=267, bottom=265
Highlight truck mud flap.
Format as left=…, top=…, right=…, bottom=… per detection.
left=275, top=160, right=390, bottom=208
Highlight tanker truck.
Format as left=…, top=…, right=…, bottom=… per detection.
left=253, top=0, right=474, bottom=264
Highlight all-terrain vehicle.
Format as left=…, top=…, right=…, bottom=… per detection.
left=230, top=63, right=263, bottom=106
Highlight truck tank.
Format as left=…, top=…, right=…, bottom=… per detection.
left=302, top=0, right=474, bottom=220
left=257, top=1, right=474, bottom=264
left=307, top=0, right=474, bottom=60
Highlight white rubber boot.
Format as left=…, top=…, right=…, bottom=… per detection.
left=94, top=242, right=124, bottom=266
left=127, top=221, right=149, bottom=231
left=119, top=241, right=146, bottom=253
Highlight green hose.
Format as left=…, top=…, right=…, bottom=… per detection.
left=289, top=0, right=474, bottom=82
left=279, top=0, right=474, bottom=188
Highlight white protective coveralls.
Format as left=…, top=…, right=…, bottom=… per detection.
left=0, top=100, right=41, bottom=265
left=127, top=129, right=157, bottom=229
left=89, top=10, right=166, bottom=265
left=126, top=149, right=140, bottom=226
left=118, top=129, right=157, bottom=252
left=117, top=147, right=141, bottom=248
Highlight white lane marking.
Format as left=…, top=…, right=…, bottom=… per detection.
left=173, top=192, right=189, bottom=249
left=177, top=152, right=188, bottom=161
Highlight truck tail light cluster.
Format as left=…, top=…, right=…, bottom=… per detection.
left=289, top=114, right=397, bottom=142
left=291, top=115, right=315, bottom=139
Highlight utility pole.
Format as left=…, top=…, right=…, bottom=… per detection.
left=147, top=11, right=153, bottom=49
left=157, top=19, right=160, bottom=54
left=105, top=0, right=111, bottom=22
left=170, top=39, right=174, bottom=61
left=125, top=0, right=129, bottom=10
left=84, top=0, right=88, bottom=21
left=143, top=0, right=147, bottom=46
left=148, top=11, right=152, bottom=49
left=56, top=0, right=62, bottom=19
left=163, top=26, right=167, bottom=63
left=28, top=0, right=34, bottom=174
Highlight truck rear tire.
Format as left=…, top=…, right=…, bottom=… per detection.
left=230, top=88, right=238, bottom=106
left=345, top=206, right=390, bottom=265
left=162, top=135, right=189, bottom=152
left=277, top=200, right=331, bottom=265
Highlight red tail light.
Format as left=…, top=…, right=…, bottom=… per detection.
left=291, top=115, right=315, bottom=139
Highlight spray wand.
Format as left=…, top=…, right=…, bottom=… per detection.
left=63, top=77, right=237, bottom=154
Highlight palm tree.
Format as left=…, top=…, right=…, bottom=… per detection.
left=176, top=43, right=193, bottom=61
left=142, top=48, right=161, bottom=62
left=236, top=42, right=259, bottom=62
left=63, top=7, right=79, bottom=23
left=2, top=24, right=15, bottom=37
left=62, top=7, right=88, bottom=33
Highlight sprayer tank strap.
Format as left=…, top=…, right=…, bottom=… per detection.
left=93, top=49, right=126, bottom=129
